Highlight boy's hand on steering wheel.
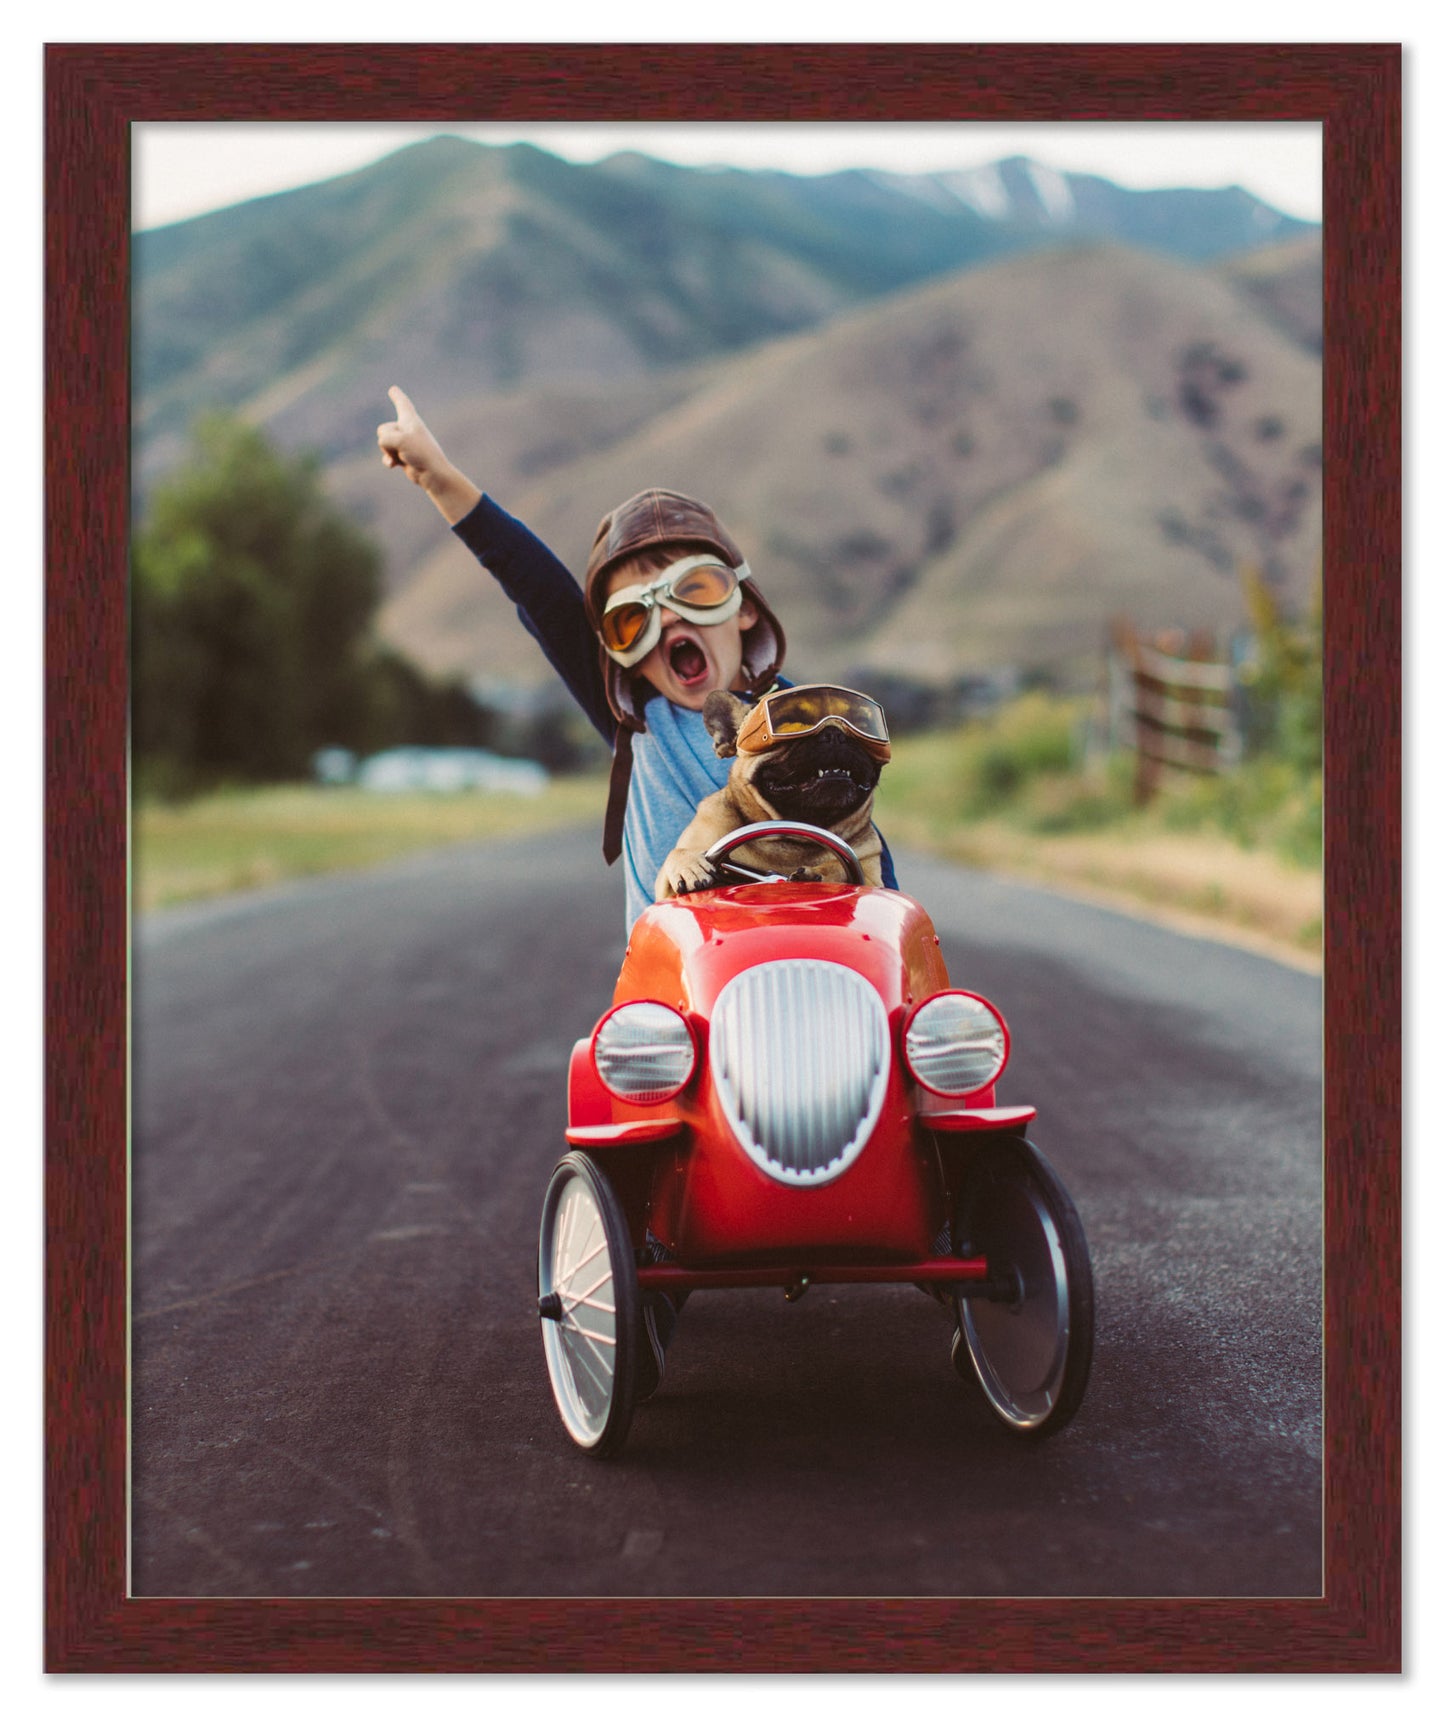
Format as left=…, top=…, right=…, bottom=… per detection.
left=377, top=387, right=481, bottom=524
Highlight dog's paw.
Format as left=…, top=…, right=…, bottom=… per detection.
left=788, top=865, right=824, bottom=882
left=656, top=851, right=721, bottom=900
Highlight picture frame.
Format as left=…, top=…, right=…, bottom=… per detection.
left=45, top=40, right=1400, bottom=1672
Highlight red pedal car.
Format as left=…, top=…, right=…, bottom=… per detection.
left=538, top=822, right=1094, bottom=1456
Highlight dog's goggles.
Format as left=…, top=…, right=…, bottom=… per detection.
left=736, top=685, right=892, bottom=762
left=599, top=555, right=751, bottom=667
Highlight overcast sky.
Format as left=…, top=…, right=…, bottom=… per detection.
left=133, top=121, right=1323, bottom=232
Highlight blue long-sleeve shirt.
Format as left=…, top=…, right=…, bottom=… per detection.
left=453, top=496, right=897, bottom=925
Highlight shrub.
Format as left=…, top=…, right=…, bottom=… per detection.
left=1153, top=759, right=1322, bottom=868
left=882, top=693, right=1086, bottom=825
left=963, top=694, right=1077, bottom=809
left=1016, top=757, right=1134, bottom=834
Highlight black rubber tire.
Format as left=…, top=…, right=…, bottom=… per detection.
left=537, top=1151, right=640, bottom=1458
left=951, top=1135, right=1094, bottom=1438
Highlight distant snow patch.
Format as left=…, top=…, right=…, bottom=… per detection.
left=941, top=164, right=1011, bottom=219
left=1025, top=160, right=1077, bottom=224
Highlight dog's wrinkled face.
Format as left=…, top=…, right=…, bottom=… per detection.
left=704, top=692, right=884, bottom=826
left=752, top=723, right=883, bottom=822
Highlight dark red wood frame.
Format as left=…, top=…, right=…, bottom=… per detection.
left=45, top=42, right=1400, bottom=1673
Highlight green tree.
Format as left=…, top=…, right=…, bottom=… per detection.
left=133, top=416, right=385, bottom=788
left=1239, top=561, right=1322, bottom=774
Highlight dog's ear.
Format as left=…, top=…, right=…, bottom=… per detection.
left=703, top=691, right=747, bottom=758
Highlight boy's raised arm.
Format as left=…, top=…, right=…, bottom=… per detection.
left=376, top=386, right=615, bottom=745
left=377, top=386, right=482, bottom=525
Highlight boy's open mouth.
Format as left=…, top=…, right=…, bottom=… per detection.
left=667, top=635, right=710, bottom=687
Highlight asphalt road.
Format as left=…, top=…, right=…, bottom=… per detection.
left=132, top=832, right=1322, bottom=1598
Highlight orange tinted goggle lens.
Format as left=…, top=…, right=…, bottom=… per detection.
left=669, top=563, right=738, bottom=606
left=599, top=564, right=739, bottom=652
left=600, top=604, right=651, bottom=652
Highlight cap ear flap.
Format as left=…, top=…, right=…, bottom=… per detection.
left=703, top=691, right=747, bottom=758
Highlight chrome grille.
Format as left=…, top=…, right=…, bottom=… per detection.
left=710, top=959, right=890, bottom=1185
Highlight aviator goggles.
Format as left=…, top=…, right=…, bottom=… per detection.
left=736, top=684, right=892, bottom=762
left=599, top=555, right=752, bottom=667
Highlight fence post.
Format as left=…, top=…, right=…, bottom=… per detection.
left=1107, top=616, right=1241, bottom=804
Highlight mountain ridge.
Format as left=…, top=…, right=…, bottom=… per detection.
left=135, top=137, right=1314, bottom=474
left=133, top=138, right=1320, bottom=691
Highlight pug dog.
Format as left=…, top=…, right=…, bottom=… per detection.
left=656, top=688, right=887, bottom=900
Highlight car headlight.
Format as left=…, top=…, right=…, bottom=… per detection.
left=592, top=1002, right=696, bottom=1102
left=904, top=991, right=1009, bottom=1096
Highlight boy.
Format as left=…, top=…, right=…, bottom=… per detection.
left=378, top=387, right=906, bottom=1396
left=376, top=386, right=898, bottom=927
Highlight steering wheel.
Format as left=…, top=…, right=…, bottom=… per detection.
left=702, top=820, right=866, bottom=887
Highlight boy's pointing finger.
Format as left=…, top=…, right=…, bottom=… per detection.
left=388, top=384, right=417, bottom=422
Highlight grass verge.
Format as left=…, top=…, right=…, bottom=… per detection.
left=880, top=808, right=1322, bottom=967
left=880, top=702, right=1321, bottom=967
left=134, top=778, right=604, bottom=913
left=137, top=706, right=1322, bottom=972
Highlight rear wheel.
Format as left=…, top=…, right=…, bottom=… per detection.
left=537, top=1152, right=639, bottom=1458
left=952, top=1136, right=1093, bottom=1437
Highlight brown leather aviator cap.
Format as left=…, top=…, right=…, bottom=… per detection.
left=585, top=489, right=747, bottom=607
left=583, top=488, right=786, bottom=732
left=582, top=488, right=787, bottom=865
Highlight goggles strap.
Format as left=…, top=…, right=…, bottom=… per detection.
left=602, top=726, right=634, bottom=866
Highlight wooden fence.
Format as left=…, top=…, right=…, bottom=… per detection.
left=1106, top=620, right=1243, bottom=804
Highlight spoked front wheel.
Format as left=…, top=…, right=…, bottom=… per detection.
left=537, top=1151, right=640, bottom=1458
left=952, top=1136, right=1094, bottom=1437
